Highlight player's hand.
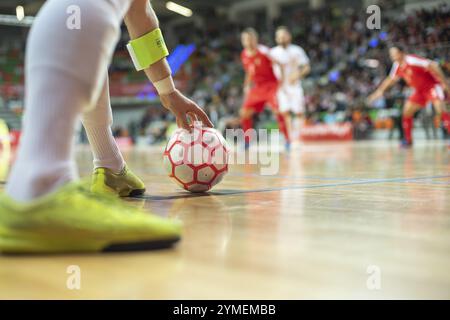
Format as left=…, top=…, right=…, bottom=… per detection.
left=288, top=71, right=300, bottom=85
left=367, top=90, right=382, bottom=104
left=160, top=89, right=213, bottom=131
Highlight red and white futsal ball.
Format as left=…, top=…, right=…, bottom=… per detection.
left=163, top=125, right=229, bottom=193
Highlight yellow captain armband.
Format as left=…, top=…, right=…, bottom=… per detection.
left=126, top=28, right=169, bottom=71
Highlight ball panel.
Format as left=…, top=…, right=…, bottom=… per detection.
left=163, top=155, right=174, bottom=176
left=187, top=184, right=211, bottom=193
left=178, top=129, right=195, bottom=145
left=211, top=146, right=228, bottom=171
left=192, top=126, right=203, bottom=144
left=169, top=143, right=186, bottom=165
left=186, top=143, right=209, bottom=166
left=210, top=171, right=226, bottom=187
left=174, top=164, right=194, bottom=184
left=201, top=131, right=220, bottom=149
left=197, top=166, right=216, bottom=184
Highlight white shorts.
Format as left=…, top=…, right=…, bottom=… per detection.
left=277, top=85, right=305, bottom=114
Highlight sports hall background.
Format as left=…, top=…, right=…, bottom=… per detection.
left=0, top=0, right=448, bottom=147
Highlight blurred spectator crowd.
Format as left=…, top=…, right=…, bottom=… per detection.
left=179, top=3, right=449, bottom=137
left=0, top=3, right=449, bottom=141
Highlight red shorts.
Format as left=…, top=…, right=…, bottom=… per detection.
left=408, top=84, right=445, bottom=106
left=242, top=82, right=279, bottom=113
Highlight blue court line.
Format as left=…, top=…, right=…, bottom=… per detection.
left=138, top=168, right=369, bottom=182
left=136, top=174, right=450, bottom=200
left=219, top=174, right=450, bottom=194
left=405, top=180, right=450, bottom=185
left=227, top=172, right=369, bottom=182
left=139, top=167, right=449, bottom=184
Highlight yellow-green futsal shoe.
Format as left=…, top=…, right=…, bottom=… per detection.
left=91, top=165, right=146, bottom=197
left=0, top=182, right=181, bottom=254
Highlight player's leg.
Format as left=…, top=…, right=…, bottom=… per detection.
left=291, top=87, right=306, bottom=141
left=81, top=73, right=145, bottom=196
left=5, top=0, right=123, bottom=201
left=276, top=111, right=291, bottom=150
left=82, top=74, right=124, bottom=172
left=1, top=0, right=180, bottom=253
left=0, top=119, right=11, bottom=182
left=290, top=112, right=303, bottom=149
left=292, top=113, right=303, bottom=139
left=441, top=105, right=450, bottom=137
left=402, top=99, right=422, bottom=146
left=240, top=105, right=257, bottom=148
left=268, top=85, right=290, bottom=149
left=277, top=88, right=292, bottom=142
left=240, top=87, right=265, bottom=148
left=283, top=111, right=292, bottom=140
left=430, top=85, right=450, bottom=136
left=431, top=99, right=450, bottom=148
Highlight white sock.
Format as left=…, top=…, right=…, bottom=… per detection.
left=292, top=116, right=303, bottom=140
left=6, top=0, right=127, bottom=202
left=6, top=70, right=84, bottom=201
left=82, top=75, right=125, bottom=173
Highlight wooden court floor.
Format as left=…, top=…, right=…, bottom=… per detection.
left=0, top=140, right=449, bottom=299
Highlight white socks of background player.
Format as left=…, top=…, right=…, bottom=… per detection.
left=6, top=0, right=127, bottom=201
left=292, top=117, right=303, bottom=141
left=81, top=76, right=125, bottom=173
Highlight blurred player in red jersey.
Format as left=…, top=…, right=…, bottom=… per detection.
left=240, top=28, right=290, bottom=150
left=368, top=46, right=450, bottom=147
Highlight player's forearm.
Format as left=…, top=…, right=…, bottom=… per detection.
left=124, top=0, right=172, bottom=83
left=368, top=77, right=396, bottom=102
left=376, top=77, right=396, bottom=94
left=277, top=62, right=286, bottom=84
left=244, top=73, right=252, bottom=89
left=300, top=64, right=311, bottom=78
left=289, top=65, right=309, bottom=83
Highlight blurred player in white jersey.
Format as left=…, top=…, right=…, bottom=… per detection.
left=271, top=27, right=310, bottom=143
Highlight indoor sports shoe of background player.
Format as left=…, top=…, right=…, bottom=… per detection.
left=0, top=0, right=213, bottom=254
left=367, top=45, right=450, bottom=148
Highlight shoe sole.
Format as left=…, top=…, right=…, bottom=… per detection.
left=104, top=236, right=180, bottom=252
left=0, top=235, right=180, bottom=254
left=92, top=183, right=146, bottom=197
left=127, top=189, right=146, bottom=197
